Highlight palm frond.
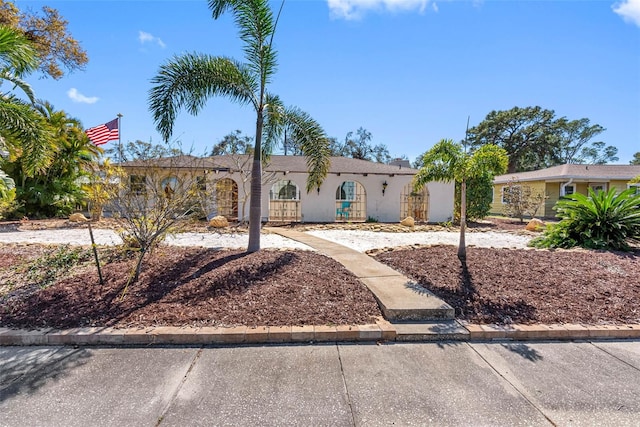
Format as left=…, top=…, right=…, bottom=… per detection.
left=148, top=54, right=257, bottom=142
left=208, top=0, right=278, bottom=87
left=0, top=26, right=39, bottom=77
left=262, top=92, right=285, bottom=156
left=0, top=71, right=36, bottom=103
left=0, top=96, right=54, bottom=176
left=284, top=106, right=330, bottom=192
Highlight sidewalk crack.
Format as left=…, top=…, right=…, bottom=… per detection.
left=336, top=344, right=357, bottom=427
left=155, top=347, right=203, bottom=426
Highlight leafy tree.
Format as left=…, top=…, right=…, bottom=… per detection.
left=468, top=106, right=615, bottom=173
left=0, top=1, right=88, bottom=79
left=577, top=141, right=619, bottom=165
left=456, top=174, right=494, bottom=221
left=210, top=130, right=253, bottom=156
left=467, top=106, right=555, bottom=173
left=149, top=0, right=330, bottom=252
left=2, top=104, right=101, bottom=217
left=629, top=152, right=640, bottom=165
left=530, top=188, right=640, bottom=251
left=413, top=139, right=508, bottom=260
left=329, top=127, right=391, bottom=163
left=552, top=117, right=615, bottom=164
left=105, top=139, right=185, bottom=163
left=83, top=158, right=125, bottom=221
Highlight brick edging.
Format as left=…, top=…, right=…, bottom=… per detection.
left=461, top=323, right=640, bottom=341
left=0, top=318, right=396, bottom=346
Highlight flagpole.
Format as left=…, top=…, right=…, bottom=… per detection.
left=117, top=113, right=123, bottom=163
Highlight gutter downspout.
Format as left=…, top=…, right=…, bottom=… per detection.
left=561, top=178, right=574, bottom=197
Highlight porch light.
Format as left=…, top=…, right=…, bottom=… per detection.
left=382, top=181, right=388, bottom=196
left=317, top=186, right=320, bottom=195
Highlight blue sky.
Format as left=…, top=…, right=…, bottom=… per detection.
left=19, top=0, right=640, bottom=164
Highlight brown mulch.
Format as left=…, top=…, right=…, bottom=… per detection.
left=2, top=217, right=638, bottom=329
left=374, top=245, right=640, bottom=325
left=0, top=246, right=381, bottom=329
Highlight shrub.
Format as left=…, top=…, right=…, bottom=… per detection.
left=530, top=188, right=640, bottom=251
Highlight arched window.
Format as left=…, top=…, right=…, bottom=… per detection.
left=270, top=180, right=299, bottom=200
left=335, top=181, right=366, bottom=221
left=269, top=180, right=301, bottom=221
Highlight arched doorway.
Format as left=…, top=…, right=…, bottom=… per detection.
left=401, top=183, right=429, bottom=222
left=335, top=181, right=366, bottom=222
left=215, top=178, right=238, bottom=220
left=269, top=180, right=301, bottom=222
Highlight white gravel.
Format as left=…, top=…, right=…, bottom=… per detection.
left=305, top=229, right=533, bottom=252
left=0, top=228, right=533, bottom=252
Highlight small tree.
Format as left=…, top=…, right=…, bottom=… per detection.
left=109, top=153, right=207, bottom=287
left=502, top=180, right=546, bottom=222
left=413, top=139, right=508, bottom=260
left=83, top=159, right=125, bottom=221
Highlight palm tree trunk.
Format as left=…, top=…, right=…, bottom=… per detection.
left=458, top=179, right=467, bottom=260
left=247, top=112, right=264, bottom=253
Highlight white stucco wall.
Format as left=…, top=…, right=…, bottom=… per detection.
left=216, top=171, right=454, bottom=224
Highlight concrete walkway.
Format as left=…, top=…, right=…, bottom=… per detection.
left=268, top=228, right=455, bottom=322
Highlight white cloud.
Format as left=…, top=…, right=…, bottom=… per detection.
left=138, top=30, right=166, bottom=48
left=613, top=0, right=640, bottom=27
left=328, top=0, right=431, bottom=20
left=67, top=88, right=98, bottom=104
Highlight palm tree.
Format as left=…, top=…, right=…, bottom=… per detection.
left=413, top=139, right=508, bottom=260
left=149, top=0, right=330, bottom=252
left=0, top=26, right=53, bottom=177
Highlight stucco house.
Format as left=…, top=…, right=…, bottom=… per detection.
left=491, top=164, right=640, bottom=218
left=119, top=155, right=454, bottom=223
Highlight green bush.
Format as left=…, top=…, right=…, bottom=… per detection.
left=530, top=188, right=640, bottom=251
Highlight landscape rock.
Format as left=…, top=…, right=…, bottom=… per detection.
left=400, top=217, right=415, bottom=227
left=69, top=213, right=88, bottom=222
left=209, top=215, right=229, bottom=228
left=525, top=218, right=545, bottom=232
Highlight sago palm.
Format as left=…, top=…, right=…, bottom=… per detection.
left=148, top=0, right=330, bottom=252
left=532, top=188, right=640, bottom=251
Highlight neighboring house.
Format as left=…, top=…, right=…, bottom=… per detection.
left=491, top=164, right=640, bottom=218
left=119, top=155, right=454, bottom=223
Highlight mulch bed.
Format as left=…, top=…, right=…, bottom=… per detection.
left=0, top=246, right=381, bottom=329
left=374, top=245, right=640, bottom=325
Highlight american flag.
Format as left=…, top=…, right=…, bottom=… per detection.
left=86, top=118, right=119, bottom=146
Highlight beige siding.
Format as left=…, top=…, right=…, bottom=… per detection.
left=490, top=180, right=547, bottom=217
left=610, top=180, right=630, bottom=193
left=544, top=182, right=559, bottom=217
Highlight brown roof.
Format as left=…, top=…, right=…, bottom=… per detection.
left=120, top=155, right=418, bottom=176
left=494, top=164, right=640, bottom=184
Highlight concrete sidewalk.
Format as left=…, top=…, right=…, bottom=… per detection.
left=2, top=341, right=640, bottom=426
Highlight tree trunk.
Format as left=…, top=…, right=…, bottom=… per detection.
left=457, top=179, right=467, bottom=260
left=247, top=112, right=264, bottom=253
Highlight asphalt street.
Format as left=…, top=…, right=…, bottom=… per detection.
left=1, top=340, right=640, bottom=426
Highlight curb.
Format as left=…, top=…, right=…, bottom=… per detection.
left=461, top=322, right=640, bottom=341
left=0, top=318, right=397, bottom=346
left=2, top=321, right=639, bottom=346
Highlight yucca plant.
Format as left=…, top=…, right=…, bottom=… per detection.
left=531, top=188, right=640, bottom=251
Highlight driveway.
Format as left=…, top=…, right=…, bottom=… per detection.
left=2, top=341, right=639, bottom=426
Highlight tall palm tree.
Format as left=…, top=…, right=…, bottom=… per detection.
left=149, top=0, right=330, bottom=252
left=413, top=139, right=508, bottom=260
